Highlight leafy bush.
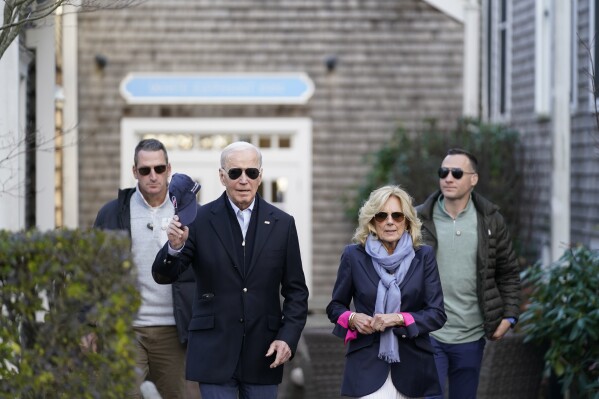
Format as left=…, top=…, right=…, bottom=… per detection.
left=344, top=118, right=524, bottom=255
left=0, top=229, right=141, bottom=398
left=519, top=245, right=599, bottom=397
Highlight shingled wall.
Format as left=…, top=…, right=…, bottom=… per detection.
left=76, top=0, right=464, bottom=307
left=508, top=0, right=599, bottom=258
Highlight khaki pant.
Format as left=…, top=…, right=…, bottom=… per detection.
left=131, top=325, right=186, bottom=399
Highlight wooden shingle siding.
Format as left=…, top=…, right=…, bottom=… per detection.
left=506, top=0, right=553, bottom=258
left=570, top=1, right=599, bottom=247
left=494, top=0, right=599, bottom=258
left=77, top=0, right=464, bottom=306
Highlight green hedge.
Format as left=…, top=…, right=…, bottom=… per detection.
left=0, top=229, right=140, bottom=398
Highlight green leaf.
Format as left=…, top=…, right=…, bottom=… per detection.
left=0, top=229, right=139, bottom=396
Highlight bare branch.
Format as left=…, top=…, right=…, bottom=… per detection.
left=0, top=0, right=147, bottom=60
left=0, top=122, right=83, bottom=197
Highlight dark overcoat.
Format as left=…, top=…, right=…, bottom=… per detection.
left=153, top=192, right=309, bottom=384
left=326, top=244, right=446, bottom=398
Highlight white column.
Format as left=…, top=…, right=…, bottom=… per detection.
left=0, top=37, right=26, bottom=230
left=535, top=0, right=552, bottom=117
left=551, top=0, right=571, bottom=260
left=463, top=0, right=480, bottom=117
left=61, top=3, right=80, bottom=228
left=26, top=21, right=56, bottom=230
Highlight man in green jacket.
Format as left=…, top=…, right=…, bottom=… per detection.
left=416, top=148, right=521, bottom=399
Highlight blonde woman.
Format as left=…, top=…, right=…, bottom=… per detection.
left=327, top=185, right=446, bottom=398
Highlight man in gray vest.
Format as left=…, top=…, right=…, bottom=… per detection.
left=94, top=138, right=197, bottom=399
left=416, top=148, right=521, bottom=399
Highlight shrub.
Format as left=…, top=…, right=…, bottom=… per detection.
left=0, top=229, right=141, bottom=398
left=519, top=245, right=599, bottom=397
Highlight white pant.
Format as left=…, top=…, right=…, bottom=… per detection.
left=360, top=372, right=421, bottom=399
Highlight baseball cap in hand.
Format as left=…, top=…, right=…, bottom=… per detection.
left=169, top=173, right=201, bottom=226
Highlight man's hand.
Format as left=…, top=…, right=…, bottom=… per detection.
left=491, top=319, right=512, bottom=341
left=265, top=340, right=291, bottom=368
left=167, top=215, right=189, bottom=250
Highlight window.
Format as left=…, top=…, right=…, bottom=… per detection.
left=589, top=0, right=599, bottom=109
left=484, top=0, right=492, bottom=120
left=484, top=0, right=512, bottom=121
left=498, top=0, right=509, bottom=116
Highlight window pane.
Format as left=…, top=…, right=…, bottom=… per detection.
left=487, top=0, right=493, bottom=118
left=259, top=136, right=271, bottom=148
left=271, top=177, right=288, bottom=203
left=500, top=29, right=507, bottom=114
left=279, top=136, right=291, bottom=148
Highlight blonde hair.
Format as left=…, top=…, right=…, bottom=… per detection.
left=352, top=185, right=422, bottom=247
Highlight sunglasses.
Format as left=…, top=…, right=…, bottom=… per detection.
left=225, top=167, right=261, bottom=180
left=438, top=167, right=476, bottom=180
left=137, top=165, right=167, bottom=176
left=373, top=212, right=405, bottom=223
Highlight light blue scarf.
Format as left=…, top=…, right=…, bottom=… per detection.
left=365, top=232, right=415, bottom=363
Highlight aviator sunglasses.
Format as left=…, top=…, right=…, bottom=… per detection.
left=137, top=165, right=167, bottom=176
left=438, top=167, right=476, bottom=180
left=373, top=211, right=405, bottom=223
left=224, top=167, right=261, bottom=180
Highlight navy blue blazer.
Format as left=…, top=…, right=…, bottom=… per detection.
left=152, top=193, right=309, bottom=385
left=326, top=244, right=446, bottom=398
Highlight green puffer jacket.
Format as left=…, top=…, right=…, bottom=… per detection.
left=416, top=190, right=521, bottom=338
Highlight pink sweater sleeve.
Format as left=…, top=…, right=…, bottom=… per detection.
left=400, top=312, right=415, bottom=326
left=337, top=311, right=358, bottom=344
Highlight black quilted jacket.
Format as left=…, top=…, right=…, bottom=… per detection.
left=416, top=190, right=521, bottom=338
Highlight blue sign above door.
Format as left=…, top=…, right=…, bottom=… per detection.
left=120, top=73, right=315, bottom=104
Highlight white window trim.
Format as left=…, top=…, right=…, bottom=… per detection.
left=536, top=0, right=553, bottom=117
left=482, top=0, right=492, bottom=121
left=490, top=0, right=512, bottom=122
left=501, top=0, right=512, bottom=120
left=535, top=0, right=553, bottom=118
left=589, top=0, right=598, bottom=111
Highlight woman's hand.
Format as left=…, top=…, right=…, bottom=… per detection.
left=370, top=313, right=403, bottom=332
left=350, top=312, right=376, bottom=335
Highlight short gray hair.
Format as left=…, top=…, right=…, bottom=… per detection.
left=220, top=141, right=262, bottom=168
